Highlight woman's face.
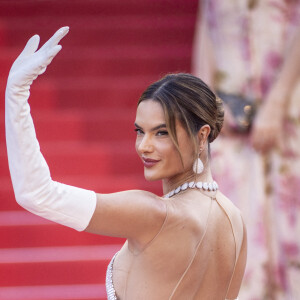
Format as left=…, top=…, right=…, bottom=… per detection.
left=135, top=99, right=194, bottom=182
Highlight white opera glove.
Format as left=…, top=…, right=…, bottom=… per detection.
left=5, top=27, right=97, bottom=231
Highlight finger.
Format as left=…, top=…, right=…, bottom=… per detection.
left=39, top=66, right=47, bottom=76
left=40, top=26, right=69, bottom=51
left=18, top=34, right=40, bottom=58
left=35, top=45, right=62, bottom=74
left=47, top=44, right=63, bottom=64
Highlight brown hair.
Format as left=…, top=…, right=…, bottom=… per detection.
left=138, top=73, right=224, bottom=160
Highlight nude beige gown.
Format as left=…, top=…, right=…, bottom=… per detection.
left=106, top=190, right=246, bottom=300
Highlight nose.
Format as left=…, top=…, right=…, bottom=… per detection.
left=137, top=134, right=154, bottom=154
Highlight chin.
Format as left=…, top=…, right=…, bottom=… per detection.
left=144, top=173, right=161, bottom=182
left=143, top=169, right=164, bottom=182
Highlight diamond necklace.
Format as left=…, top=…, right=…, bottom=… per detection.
left=163, top=181, right=218, bottom=199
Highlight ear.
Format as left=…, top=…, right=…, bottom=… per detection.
left=197, top=125, right=211, bottom=150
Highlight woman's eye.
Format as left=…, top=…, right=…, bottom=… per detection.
left=157, top=130, right=168, bottom=136
left=134, top=128, right=144, bottom=135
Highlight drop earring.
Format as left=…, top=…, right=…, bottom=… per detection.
left=193, top=157, right=204, bottom=174
left=193, top=148, right=204, bottom=174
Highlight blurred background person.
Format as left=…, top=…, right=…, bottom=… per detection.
left=0, top=1, right=199, bottom=300
left=192, top=0, right=300, bottom=299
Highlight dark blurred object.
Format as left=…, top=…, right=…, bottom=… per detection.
left=218, top=91, right=257, bottom=134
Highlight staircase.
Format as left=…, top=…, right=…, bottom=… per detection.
left=0, top=1, right=198, bottom=299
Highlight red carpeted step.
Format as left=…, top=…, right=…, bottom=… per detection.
left=0, top=211, right=125, bottom=248
left=0, top=75, right=162, bottom=111
left=0, top=141, right=141, bottom=177
left=51, top=76, right=161, bottom=110
left=0, top=175, right=162, bottom=212
left=0, top=110, right=83, bottom=141
left=0, top=80, right=58, bottom=112
left=52, top=174, right=162, bottom=196
left=0, top=244, right=121, bottom=286
left=0, top=0, right=198, bottom=19
left=1, top=260, right=106, bottom=285
left=0, top=20, right=7, bottom=45
left=43, top=141, right=139, bottom=176
left=46, top=45, right=192, bottom=79
left=35, top=108, right=136, bottom=142
left=0, top=188, right=18, bottom=211
left=0, top=0, right=197, bottom=293
left=0, top=44, right=192, bottom=80
left=0, top=284, right=107, bottom=300
left=0, top=15, right=196, bottom=48
left=0, top=108, right=136, bottom=142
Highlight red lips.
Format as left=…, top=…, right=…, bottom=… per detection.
left=142, top=157, right=160, bottom=168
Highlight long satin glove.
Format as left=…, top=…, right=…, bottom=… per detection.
left=5, top=27, right=97, bottom=231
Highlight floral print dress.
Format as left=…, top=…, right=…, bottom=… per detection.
left=193, top=1, right=300, bottom=299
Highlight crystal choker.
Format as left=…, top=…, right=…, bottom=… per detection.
left=163, top=181, right=218, bottom=199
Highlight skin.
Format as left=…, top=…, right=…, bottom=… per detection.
left=86, top=100, right=246, bottom=299
left=86, top=100, right=213, bottom=246
left=10, top=26, right=245, bottom=299
left=134, top=99, right=213, bottom=194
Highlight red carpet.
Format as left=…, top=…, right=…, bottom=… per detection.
left=0, top=1, right=198, bottom=299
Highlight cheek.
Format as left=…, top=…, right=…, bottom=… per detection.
left=135, top=138, right=140, bottom=154
left=162, top=143, right=184, bottom=170
left=181, top=151, right=194, bottom=170
left=159, top=139, right=177, bottom=157
left=135, top=135, right=144, bottom=155
left=178, top=140, right=195, bottom=169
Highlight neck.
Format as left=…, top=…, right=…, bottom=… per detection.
left=162, top=167, right=214, bottom=195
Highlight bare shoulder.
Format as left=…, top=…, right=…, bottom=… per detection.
left=96, top=189, right=166, bottom=217
left=214, top=190, right=245, bottom=249
left=86, top=189, right=167, bottom=242
left=221, top=191, right=247, bottom=299
left=215, top=190, right=243, bottom=224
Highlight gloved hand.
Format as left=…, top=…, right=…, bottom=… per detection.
left=5, top=27, right=97, bottom=231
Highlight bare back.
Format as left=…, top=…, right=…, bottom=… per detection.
left=111, top=190, right=247, bottom=300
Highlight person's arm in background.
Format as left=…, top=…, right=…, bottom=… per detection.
left=251, top=28, right=300, bottom=153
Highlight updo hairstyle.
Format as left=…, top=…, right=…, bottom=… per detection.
left=138, top=73, right=224, bottom=160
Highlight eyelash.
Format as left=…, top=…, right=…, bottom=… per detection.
left=134, top=128, right=144, bottom=135
left=134, top=129, right=168, bottom=136
left=157, top=130, right=168, bottom=136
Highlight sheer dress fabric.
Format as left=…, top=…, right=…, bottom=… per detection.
left=106, top=255, right=240, bottom=300
left=105, top=191, right=244, bottom=299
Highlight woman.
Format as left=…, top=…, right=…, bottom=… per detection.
left=192, top=1, right=300, bottom=299
left=5, top=27, right=246, bottom=299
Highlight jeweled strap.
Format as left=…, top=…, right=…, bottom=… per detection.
left=106, top=252, right=118, bottom=300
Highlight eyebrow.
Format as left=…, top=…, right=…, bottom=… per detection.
left=134, top=123, right=167, bottom=131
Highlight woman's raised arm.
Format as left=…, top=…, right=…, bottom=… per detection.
left=5, top=27, right=166, bottom=243
left=5, top=27, right=96, bottom=231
